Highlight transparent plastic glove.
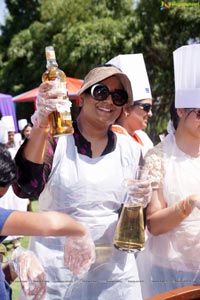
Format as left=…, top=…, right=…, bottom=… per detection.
left=64, top=228, right=96, bottom=277
left=186, top=194, right=200, bottom=210
left=32, top=81, right=67, bottom=127
left=9, top=246, right=46, bottom=300
left=127, top=180, right=152, bottom=208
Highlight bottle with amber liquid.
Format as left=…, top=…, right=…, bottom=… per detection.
left=113, top=166, right=148, bottom=253
left=42, top=46, right=74, bottom=136
left=113, top=201, right=145, bottom=253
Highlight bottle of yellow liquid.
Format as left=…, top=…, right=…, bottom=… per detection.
left=42, top=46, right=74, bottom=136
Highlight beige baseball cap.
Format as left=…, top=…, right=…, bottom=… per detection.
left=78, top=65, right=133, bottom=104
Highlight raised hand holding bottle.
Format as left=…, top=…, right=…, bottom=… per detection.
left=42, top=46, right=74, bottom=136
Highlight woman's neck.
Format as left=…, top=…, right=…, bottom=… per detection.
left=77, top=117, right=108, bottom=140
left=175, top=129, right=200, bottom=157
left=76, top=116, right=110, bottom=158
left=116, top=118, right=135, bottom=136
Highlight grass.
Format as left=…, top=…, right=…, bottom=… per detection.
left=8, top=200, right=39, bottom=299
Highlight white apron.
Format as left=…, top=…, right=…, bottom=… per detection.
left=24, top=133, right=142, bottom=300
left=136, top=133, right=200, bottom=298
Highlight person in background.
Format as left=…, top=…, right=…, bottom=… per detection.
left=136, top=44, right=200, bottom=298
left=18, top=119, right=28, bottom=137
left=19, top=122, right=34, bottom=211
left=0, top=143, right=95, bottom=300
left=1, top=116, right=17, bottom=151
left=0, top=117, right=29, bottom=248
left=1, top=116, right=20, bottom=157
left=0, top=120, right=8, bottom=145
left=21, top=123, right=33, bottom=140
left=13, top=64, right=151, bottom=299
left=108, top=54, right=153, bottom=157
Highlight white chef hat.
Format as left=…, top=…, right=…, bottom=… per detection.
left=0, top=120, right=8, bottom=144
left=107, top=54, right=152, bottom=101
left=1, top=116, right=15, bottom=132
left=173, top=44, right=200, bottom=108
left=18, top=119, right=28, bottom=131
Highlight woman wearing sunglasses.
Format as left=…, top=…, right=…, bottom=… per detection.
left=136, top=44, right=200, bottom=298
left=13, top=64, right=150, bottom=299
left=112, top=99, right=153, bottom=156
left=108, top=54, right=153, bottom=157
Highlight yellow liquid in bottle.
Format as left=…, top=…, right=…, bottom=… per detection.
left=42, top=46, right=74, bottom=137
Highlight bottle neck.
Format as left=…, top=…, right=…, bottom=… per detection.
left=46, top=59, right=58, bottom=69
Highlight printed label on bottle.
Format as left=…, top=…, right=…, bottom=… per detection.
left=56, top=101, right=72, bottom=113
left=51, top=80, right=67, bottom=97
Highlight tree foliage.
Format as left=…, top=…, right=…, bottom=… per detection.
left=129, top=0, right=200, bottom=141
left=0, top=0, right=200, bottom=142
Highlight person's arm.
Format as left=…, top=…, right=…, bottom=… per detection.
left=22, top=81, right=62, bottom=164
left=146, top=189, right=185, bottom=235
left=144, top=143, right=199, bottom=236
left=146, top=189, right=197, bottom=236
left=13, top=133, right=57, bottom=198
left=0, top=210, right=94, bottom=289
left=23, top=127, right=49, bottom=164
left=13, top=82, right=62, bottom=198
left=0, top=210, right=86, bottom=237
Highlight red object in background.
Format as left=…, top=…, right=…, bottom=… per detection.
left=13, top=76, right=83, bottom=108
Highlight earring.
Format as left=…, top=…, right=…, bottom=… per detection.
left=124, top=111, right=129, bottom=117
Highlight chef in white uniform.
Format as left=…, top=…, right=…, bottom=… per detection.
left=108, top=54, right=153, bottom=156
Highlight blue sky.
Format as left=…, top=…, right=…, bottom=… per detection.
left=0, top=0, right=7, bottom=25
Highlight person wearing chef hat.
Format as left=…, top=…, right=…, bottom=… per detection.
left=1, top=116, right=23, bottom=153
left=0, top=116, right=28, bottom=248
left=136, top=44, right=200, bottom=298
left=1, top=116, right=16, bottom=150
left=108, top=53, right=153, bottom=156
left=0, top=120, right=9, bottom=145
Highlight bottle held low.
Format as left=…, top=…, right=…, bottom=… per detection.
left=113, top=166, right=147, bottom=253
left=113, top=199, right=145, bottom=253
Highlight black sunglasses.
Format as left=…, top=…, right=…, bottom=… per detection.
left=85, top=83, right=128, bottom=106
left=133, top=103, right=152, bottom=113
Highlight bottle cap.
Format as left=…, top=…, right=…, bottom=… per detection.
left=45, top=46, right=56, bottom=60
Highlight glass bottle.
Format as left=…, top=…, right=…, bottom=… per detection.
left=42, top=46, right=74, bottom=136
left=113, top=198, right=145, bottom=253
left=113, top=166, right=147, bottom=253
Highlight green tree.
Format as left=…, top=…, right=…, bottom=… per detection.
left=132, top=0, right=200, bottom=141
left=0, top=0, right=135, bottom=94
left=1, top=0, right=200, bottom=142
left=0, top=0, right=42, bottom=92
left=0, top=0, right=41, bottom=50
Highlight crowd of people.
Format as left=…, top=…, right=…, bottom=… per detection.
left=0, top=43, right=199, bottom=299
